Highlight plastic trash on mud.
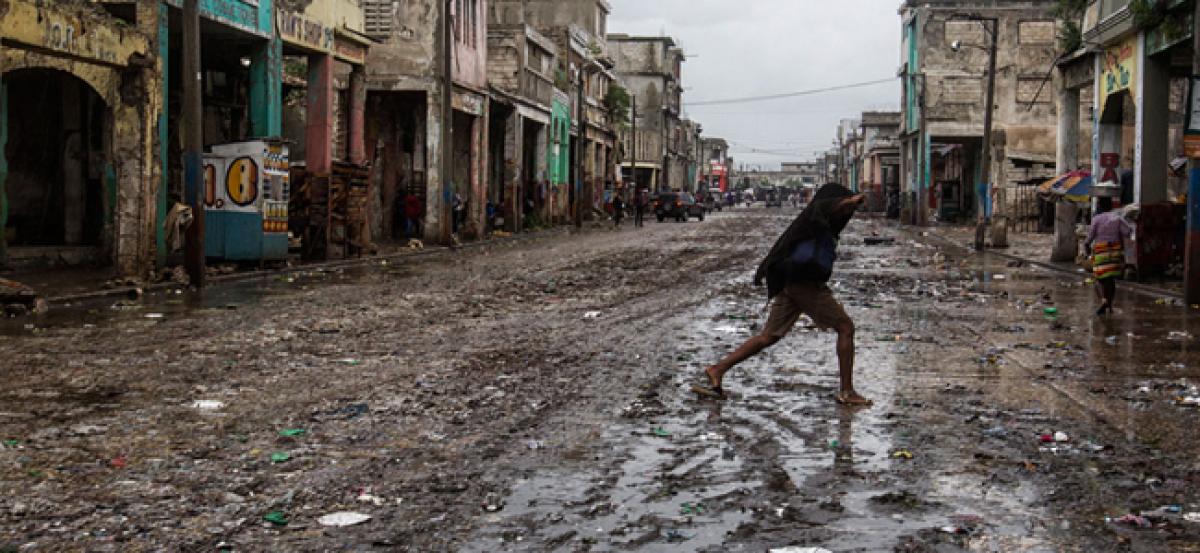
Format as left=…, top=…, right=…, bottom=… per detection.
left=318, top=511, right=372, bottom=527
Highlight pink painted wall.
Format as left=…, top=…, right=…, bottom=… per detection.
left=451, top=0, right=488, bottom=89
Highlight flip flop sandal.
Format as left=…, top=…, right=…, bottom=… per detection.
left=691, top=382, right=725, bottom=400
left=835, top=392, right=873, bottom=407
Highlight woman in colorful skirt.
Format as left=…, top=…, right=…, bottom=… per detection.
left=1085, top=196, right=1132, bottom=315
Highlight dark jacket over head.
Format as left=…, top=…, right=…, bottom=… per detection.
left=753, top=184, right=857, bottom=299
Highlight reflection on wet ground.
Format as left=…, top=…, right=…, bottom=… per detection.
left=465, top=216, right=1200, bottom=551
left=3, top=211, right=1200, bottom=551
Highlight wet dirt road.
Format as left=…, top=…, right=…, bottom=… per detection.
left=2, top=210, right=1200, bottom=552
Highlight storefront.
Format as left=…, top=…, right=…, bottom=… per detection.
left=0, top=0, right=159, bottom=277
left=159, top=0, right=282, bottom=264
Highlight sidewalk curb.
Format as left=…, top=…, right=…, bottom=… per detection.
left=44, top=226, right=573, bottom=307
left=910, top=228, right=1184, bottom=301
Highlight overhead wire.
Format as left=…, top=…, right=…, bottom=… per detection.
left=684, top=77, right=899, bottom=107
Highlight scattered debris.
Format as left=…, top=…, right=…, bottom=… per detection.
left=680, top=502, right=705, bottom=515
left=1106, top=514, right=1151, bottom=528
left=263, top=511, right=288, bottom=526
left=318, top=511, right=372, bottom=527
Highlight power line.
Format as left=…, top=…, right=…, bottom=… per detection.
left=685, top=77, right=898, bottom=107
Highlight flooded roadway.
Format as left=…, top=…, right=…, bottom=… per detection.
left=2, top=209, right=1199, bottom=551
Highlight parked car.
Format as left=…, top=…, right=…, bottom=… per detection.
left=654, top=192, right=706, bottom=222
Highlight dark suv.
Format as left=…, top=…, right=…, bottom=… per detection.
left=654, top=192, right=706, bottom=222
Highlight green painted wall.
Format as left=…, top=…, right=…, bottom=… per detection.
left=157, top=2, right=169, bottom=269
left=549, top=97, right=570, bottom=185
left=250, top=38, right=282, bottom=137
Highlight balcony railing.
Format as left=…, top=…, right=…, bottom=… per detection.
left=520, top=68, right=554, bottom=107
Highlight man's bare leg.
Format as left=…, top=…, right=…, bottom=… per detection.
left=835, top=321, right=871, bottom=406
left=703, top=334, right=781, bottom=389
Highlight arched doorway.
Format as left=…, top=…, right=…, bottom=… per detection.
left=3, top=68, right=111, bottom=266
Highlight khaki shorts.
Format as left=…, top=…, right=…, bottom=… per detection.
left=763, top=282, right=852, bottom=338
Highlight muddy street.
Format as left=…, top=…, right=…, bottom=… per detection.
left=3, top=210, right=1200, bottom=552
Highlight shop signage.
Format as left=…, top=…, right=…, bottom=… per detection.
left=1099, top=36, right=1137, bottom=115
left=334, top=36, right=368, bottom=65
left=0, top=2, right=146, bottom=67
left=452, top=91, right=485, bottom=116
left=278, top=9, right=334, bottom=53
left=165, top=0, right=266, bottom=37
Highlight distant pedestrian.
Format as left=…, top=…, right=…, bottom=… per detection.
left=1085, top=196, right=1132, bottom=315
left=633, top=189, right=647, bottom=228
left=404, top=192, right=422, bottom=239
left=452, top=192, right=465, bottom=234
left=612, top=194, right=625, bottom=228
left=693, top=184, right=871, bottom=406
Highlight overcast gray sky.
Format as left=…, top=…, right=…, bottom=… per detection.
left=608, top=0, right=902, bottom=170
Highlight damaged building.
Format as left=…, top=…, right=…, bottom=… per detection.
left=609, top=34, right=686, bottom=192
left=365, top=0, right=489, bottom=244
left=492, top=0, right=620, bottom=223
left=0, top=0, right=161, bottom=278
left=898, top=0, right=1059, bottom=230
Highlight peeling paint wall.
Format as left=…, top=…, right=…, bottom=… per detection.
left=0, top=0, right=160, bottom=277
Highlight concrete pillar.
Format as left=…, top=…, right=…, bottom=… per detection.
left=306, top=54, right=334, bottom=175
left=250, top=38, right=283, bottom=137
left=503, top=112, right=523, bottom=232
left=1057, top=86, right=1080, bottom=174
left=424, top=91, right=446, bottom=243
left=534, top=121, right=549, bottom=222
left=1136, top=32, right=1170, bottom=204
left=0, top=76, right=7, bottom=266
left=62, top=81, right=85, bottom=245
left=1053, top=84, right=1081, bottom=262
left=347, top=66, right=367, bottom=164
left=155, top=1, right=169, bottom=269
left=471, top=107, right=488, bottom=238
left=1092, top=54, right=1104, bottom=182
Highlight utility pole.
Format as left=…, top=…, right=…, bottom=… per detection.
left=1186, top=0, right=1200, bottom=303
left=574, top=65, right=585, bottom=229
left=440, top=0, right=453, bottom=243
left=661, top=106, right=668, bottom=192
left=974, top=16, right=999, bottom=251
left=630, top=94, right=637, bottom=195
left=182, top=0, right=205, bottom=287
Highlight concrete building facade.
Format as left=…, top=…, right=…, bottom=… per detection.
left=859, top=111, right=902, bottom=213
left=609, top=34, right=684, bottom=192
left=899, top=0, right=1059, bottom=227
left=0, top=0, right=162, bottom=278
left=493, top=0, right=619, bottom=222
left=700, top=137, right=731, bottom=192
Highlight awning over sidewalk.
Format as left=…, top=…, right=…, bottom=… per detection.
left=1038, top=171, right=1092, bottom=204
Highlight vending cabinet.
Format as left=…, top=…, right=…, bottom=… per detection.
left=203, top=140, right=290, bottom=261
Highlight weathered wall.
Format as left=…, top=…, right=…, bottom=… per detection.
left=451, top=0, right=488, bottom=90
left=917, top=3, right=1057, bottom=157
left=487, top=28, right=522, bottom=94
left=367, top=0, right=439, bottom=84
left=0, top=0, right=159, bottom=277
